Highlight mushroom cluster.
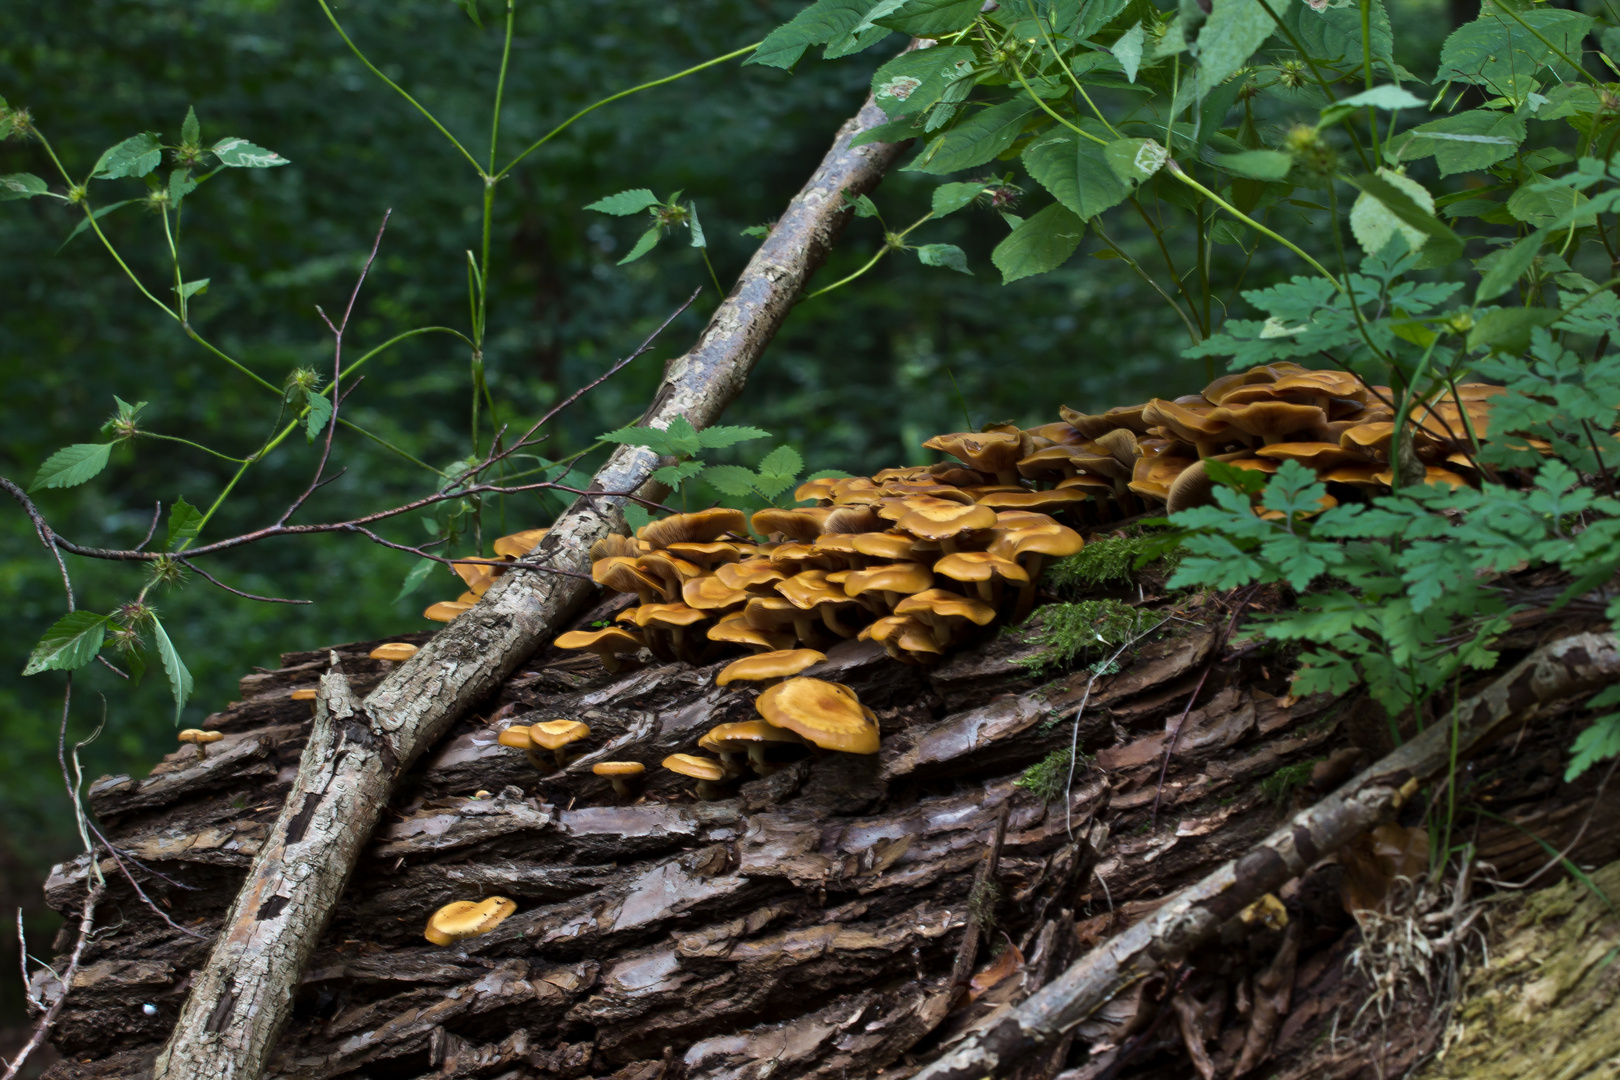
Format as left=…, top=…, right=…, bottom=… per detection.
left=421, top=528, right=549, bottom=623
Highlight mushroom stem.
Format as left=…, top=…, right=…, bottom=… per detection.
left=940, top=537, right=959, bottom=557
left=792, top=613, right=819, bottom=647
left=715, top=750, right=747, bottom=777
left=820, top=607, right=855, bottom=638
left=1011, top=583, right=1038, bottom=624
left=996, top=469, right=1020, bottom=485
left=975, top=580, right=996, bottom=606
left=524, top=748, right=551, bottom=773
left=596, top=650, right=625, bottom=674
left=695, top=779, right=726, bottom=800
left=194, top=745, right=208, bottom=761
left=746, top=745, right=782, bottom=777
left=609, top=777, right=633, bottom=800
left=552, top=748, right=571, bottom=771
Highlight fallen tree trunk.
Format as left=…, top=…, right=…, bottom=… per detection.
left=148, top=85, right=913, bottom=1080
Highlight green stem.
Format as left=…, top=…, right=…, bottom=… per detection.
left=802, top=214, right=931, bottom=300
left=1011, top=63, right=1109, bottom=145
left=182, top=325, right=282, bottom=394
left=1166, top=160, right=1344, bottom=292
left=1252, top=0, right=1373, bottom=171
left=317, top=0, right=488, bottom=177
left=138, top=432, right=250, bottom=463
left=1360, top=0, right=1381, bottom=160
left=700, top=247, right=725, bottom=299
left=338, top=326, right=475, bottom=381
left=1033, top=16, right=1119, bottom=138
left=496, top=42, right=761, bottom=180
left=1093, top=220, right=1202, bottom=344
left=337, top=417, right=445, bottom=475
left=489, top=0, right=515, bottom=175
left=1492, top=3, right=1602, bottom=87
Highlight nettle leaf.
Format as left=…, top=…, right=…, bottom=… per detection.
left=1105, top=138, right=1168, bottom=186
left=585, top=188, right=659, bottom=216
left=1438, top=9, right=1594, bottom=101
left=702, top=464, right=765, bottom=499
left=304, top=392, right=334, bottom=442
left=1283, top=0, right=1391, bottom=67
left=58, top=199, right=139, bottom=251
left=869, top=45, right=976, bottom=119
left=168, top=169, right=198, bottom=208
left=1113, top=22, right=1146, bottom=82
left=916, top=243, right=971, bottom=274
left=1193, top=0, right=1285, bottom=100
left=1213, top=150, right=1293, bottom=181
left=696, top=423, right=772, bottom=450
left=0, top=173, right=50, bottom=201
left=748, top=0, right=874, bottom=69
left=393, top=558, right=437, bottom=604
left=623, top=503, right=655, bottom=534
left=992, top=203, right=1086, bottom=284
left=931, top=181, right=983, bottom=218
left=618, top=227, right=663, bottom=265
left=907, top=99, right=1038, bottom=175
left=151, top=615, right=194, bottom=723
left=166, top=497, right=204, bottom=550
left=757, top=445, right=804, bottom=482
left=1385, top=110, right=1526, bottom=176
left=653, top=460, right=706, bottom=487
left=847, top=192, right=882, bottom=218
left=181, top=106, right=201, bottom=146
left=599, top=423, right=679, bottom=456
left=875, top=0, right=982, bottom=36
left=210, top=137, right=289, bottom=168
left=22, top=611, right=109, bottom=676
left=92, top=133, right=163, bottom=179
left=30, top=442, right=113, bottom=492
left=1507, top=183, right=1596, bottom=230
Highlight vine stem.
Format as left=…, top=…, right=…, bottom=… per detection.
left=1165, top=160, right=1344, bottom=292
left=802, top=212, right=933, bottom=300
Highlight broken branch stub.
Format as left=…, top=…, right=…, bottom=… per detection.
left=913, top=631, right=1620, bottom=1080
left=150, top=90, right=913, bottom=1080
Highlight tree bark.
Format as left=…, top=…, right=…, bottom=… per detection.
left=149, top=87, right=912, bottom=1080
left=912, top=631, right=1620, bottom=1080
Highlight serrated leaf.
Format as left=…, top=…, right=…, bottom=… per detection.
left=848, top=192, right=882, bottom=219
left=695, top=423, right=772, bottom=449
left=1567, top=713, right=1620, bottom=781
left=660, top=416, right=704, bottom=455
left=0, top=173, right=49, bottom=201
left=1475, top=230, right=1544, bottom=303
left=1193, top=0, right=1285, bottom=101
left=211, top=137, right=289, bottom=168
left=618, top=227, right=662, bottom=265
left=874, top=0, right=982, bottom=36
left=747, top=0, right=873, bottom=69
left=1438, top=10, right=1594, bottom=101
left=599, top=424, right=675, bottom=456
left=1467, top=307, right=1560, bottom=354
left=22, top=611, right=109, bottom=676
left=1104, top=138, right=1168, bottom=185
left=57, top=199, right=138, bottom=251
left=757, top=445, right=804, bottom=480
left=93, top=133, right=162, bottom=179
left=304, top=392, right=333, bottom=442
left=623, top=503, right=655, bottom=534
left=653, top=460, right=706, bottom=487
left=1385, top=110, right=1525, bottom=176
left=702, top=464, right=764, bottom=498
left=931, top=181, right=982, bottom=218
left=869, top=45, right=976, bottom=120
left=586, top=188, right=659, bottom=216
left=1113, top=22, right=1146, bottom=82
left=151, top=615, right=193, bottom=724
left=181, top=106, right=200, bottom=146
left=906, top=99, right=1038, bottom=175
left=992, top=203, right=1086, bottom=284
left=916, top=243, right=971, bottom=274
left=394, top=558, right=437, bottom=604
left=1346, top=170, right=1462, bottom=269
left=30, top=443, right=113, bottom=492
left=168, top=168, right=198, bottom=208
left=166, top=498, right=203, bottom=550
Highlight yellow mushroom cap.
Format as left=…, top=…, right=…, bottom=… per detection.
left=716, top=648, right=827, bottom=686
left=178, top=729, right=223, bottom=744
left=756, top=677, right=879, bottom=755
left=707, top=616, right=795, bottom=653
left=699, top=720, right=805, bottom=753
left=639, top=508, right=748, bottom=549
left=290, top=688, right=318, bottom=701
left=528, top=719, right=589, bottom=750
left=662, top=752, right=728, bottom=782
left=897, top=501, right=998, bottom=541
left=423, top=896, right=517, bottom=946
left=497, top=725, right=533, bottom=749
left=932, top=551, right=1030, bottom=585
left=843, top=562, right=934, bottom=600
left=894, top=589, right=997, bottom=627
left=492, top=528, right=549, bottom=559
left=555, top=625, right=646, bottom=657
left=592, top=761, right=646, bottom=778
left=424, top=600, right=474, bottom=623
left=369, top=642, right=420, bottom=662
left=451, top=560, right=500, bottom=597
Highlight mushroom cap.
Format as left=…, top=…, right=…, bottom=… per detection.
left=795, top=477, right=840, bottom=503
left=626, top=602, right=708, bottom=630
left=767, top=542, right=837, bottom=571
left=700, top=720, right=806, bottom=752
left=1165, top=460, right=1222, bottom=514
left=933, top=551, right=1029, bottom=585
left=850, top=533, right=918, bottom=562
left=756, top=677, right=880, bottom=754
left=452, top=560, right=500, bottom=596
left=972, top=488, right=1091, bottom=512
left=821, top=505, right=886, bottom=534
left=178, top=729, right=223, bottom=744
left=665, top=541, right=745, bottom=568
left=995, top=510, right=1063, bottom=531
left=1024, top=421, right=1085, bottom=445
left=590, top=534, right=641, bottom=562
left=830, top=477, right=885, bottom=505
left=717, top=648, right=827, bottom=686
left=424, top=896, right=516, bottom=946
left=1212, top=401, right=1329, bottom=441
left=880, top=481, right=977, bottom=505
left=592, top=761, right=646, bottom=777
left=752, top=507, right=831, bottom=542
left=682, top=575, right=751, bottom=612
left=777, top=570, right=857, bottom=611
left=1372, top=465, right=1469, bottom=489
left=662, top=752, right=728, bottom=782
left=715, top=558, right=787, bottom=593
left=894, top=588, right=997, bottom=626
left=1321, top=464, right=1387, bottom=489
left=492, top=528, right=549, bottom=559
left=1093, top=427, right=1143, bottom=468
left=640, top=508, right=747, bottom=549
left=897, top=500, right=998, bottom=541
left=707, top=616, right=795, bottom=653
left=369, top=642, right=420, bottom=662
left=554, top=626, right=646, bottom=655
left=987, top=525, right=1083, bottom=562
left=843, top=562, right=934, bottom=600
left=1202, top=365, right=1281, bottom=405
left=742, top=596, right=803, bottom=631
left=923, top=431, right=1026, bottom=473
left=528, top=719, right=590, bottom=750
left=290, top=688, right=318, bottom=701
left=1142, top=398, right=1239, bottom=445
left=592, top=557, right=666, bottom=597
left=423, top=601, right=474, bottom=623
left=497, top=726, right=533, bottom=749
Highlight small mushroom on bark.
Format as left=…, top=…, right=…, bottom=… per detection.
left=177, top=729, right=223, bottom=760
left=842, top=561, right=934, bottom=612
left=756, top=677, right=880, bottom=754
left=717, top=648, right=827, bottom=687
left=700, top=720, right=806, bottom=776
left=553, top=626, right=646, bottom=674
left=707, top=614, right=796, bottom=653
left=368, top=642, right=420, bottom=662
left=423, top=896, right=517, bottom=946
left=423, top=600, right=474, bottom=623
left=933, top=551, right=1029, bottom=608
left=859, top=615, right=946, bottom=664
left=662, top=753, right=732, bottom=800
left=496, top=725, right=550, bottom=774
left=591, top=761, right=645, bottom=801
left=893, top=589, right=998, bottom=647
left=528, top=719, right=590, bottom=770
left=492, top=527, right=549, bottom=559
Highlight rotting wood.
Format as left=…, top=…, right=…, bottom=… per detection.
left=911, top=631, right=1620, bottom=1080
left=147, top=82, right=916, bottom=1080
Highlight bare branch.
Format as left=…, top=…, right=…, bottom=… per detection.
left=134, top=501, right=162, bottom=553
left=178, top=559, right=313, bottom=605
left=0, top=475, right=74, bottom=609
left=0, top=880, right=104, bottom=1080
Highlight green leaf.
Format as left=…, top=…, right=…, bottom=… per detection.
left=757, top=444, right=804, bottom=481
left=747, top=0, right=873, bottom=69
left=1322, top=84, right=1425, bottom=126
left=739, top=224, right=771, bottom=238
left=1212, top=150, right=1293, bottom=180
left=1385, top=110, right=1526, bottom=176
left=169, top=168, right=198, bottom=208
left=1438, top=10, right=1594, bottom=102
left=702, top=464, right=765, bottom=498
left=452, top=0, right=485, bottom=27
left=850, top=115, right=926, bottom=146
left=1022, top=130, right=1086, bottom=218
left=151, top=616, right=194, bottom=724
left=1282, top=0, right=1391, bottom=67
left=653, top=460, right=706, bottom=487
left=1467, top=307, right=1561, bottom=354
left=92, top=133, right=163, bottom=179
left=174, top=278, right=211, bottom=300
left=874, top=0, right=982, bottom=36
left=1567, top=713, right=1620, bottom=781
left=687, top=202, right=706, bottom=248
left=210, top=137, right=289, bottom=168
left=1194, top=0, right=1287, bottom=101
left=1104, top=137, right=1168, bottom=186
left=916, top=243, right=972, bottom=274
left=992, top=202, right=1086, bottom=284
left=394, top=558, right=438, bottom=604
left=623, top=503, right=655, bottom=534
left=181, top=106, right=200, bottom=146
left=1507, top=183, right=1597, bottom=230
left=586, top=188, right=659, bottom=216
left=1475, top=230, right=1544, bottom=303
left=57, top=199, right=139, bottom=251
left=695, top=423, right=772, bottom=449
left=0, top=173, right=49, bottom=201
left=30, top=443, right=113, bottom=492
left=848, top=192, right=882, bottom=218
left=1204, top=456, right=1269, bottom=494
left=931, top=181, right=983, bottom=218
left=906, top=99, right=1038, bottom=175
left=1113, top=22, right=1146, bottom=82
left=618, top=227, right=663, bottom=265
left=166, top=498, right=204, bottom=550
left=304, top=392, right=333, bottom=442
left=1346, top=169, right=1461, bottom=268
left=869, top=45, right=976, bottom=119
left=22, top=611, right=109, bottom=676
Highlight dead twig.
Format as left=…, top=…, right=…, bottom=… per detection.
left=1, top=880, right=105, bottom=1080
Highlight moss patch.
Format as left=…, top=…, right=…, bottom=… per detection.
left=1043, top=532, right=1181, bottom=596
left=1015, top=599, right=1151, bottom=673
left=1015, top=747, right=1090, bottom=802
left=1259, top=758, right=1321, bottom=807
